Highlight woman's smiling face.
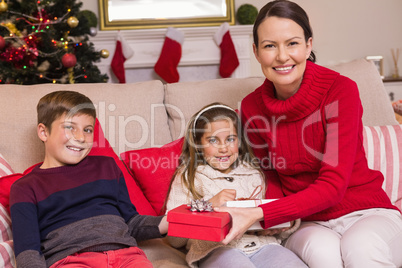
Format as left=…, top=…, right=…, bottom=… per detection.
left=254, top=16, right=312, bottom=100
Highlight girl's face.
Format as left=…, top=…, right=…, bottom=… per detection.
left=254, top=16, right=312, bottom=100
left=200, top=119, right=239, bottom=174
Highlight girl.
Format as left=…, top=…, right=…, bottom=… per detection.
left=165, top=103, right=307, bottom=268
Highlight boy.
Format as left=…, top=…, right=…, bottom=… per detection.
left=10, top=91, right=168, bottom=268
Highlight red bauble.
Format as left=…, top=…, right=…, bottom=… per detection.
left=62, top=53, right=77, bottom=68
left=0, top=36, right=5, bottom=50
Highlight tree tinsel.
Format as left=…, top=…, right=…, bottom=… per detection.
left=0, top=0, right=108, bottom=84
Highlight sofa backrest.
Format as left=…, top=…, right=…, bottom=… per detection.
left=164, top=77, right=265, bottom=139
left=0, top=59, right=396, bottom=173
left=0, top=81, right=171, bottom=173
left=328, top=59, right=397, bottom=126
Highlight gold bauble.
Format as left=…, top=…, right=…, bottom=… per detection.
left=100, top=49, right=109, bottom=59
left=0, top=1, right=8, bottom=13
left=67, top=16, right=79, bottom=28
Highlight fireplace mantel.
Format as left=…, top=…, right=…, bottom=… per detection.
left=90, top=25, right=254, bottom=83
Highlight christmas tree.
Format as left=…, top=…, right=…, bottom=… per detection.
left=0, top=0, right=109, bottom=84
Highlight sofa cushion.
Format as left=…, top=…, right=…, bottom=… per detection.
left=0, top=81, right=172, bottom=173
left=0, top=204, right=15, bottom=268
left=0, top=163, right=39, bottom=213
left=121, top=138, right=184, bottom=215
left=328, top=59, right=398, bottom=126
left=0, top=204, right=12, bottom=242
left=90, top=119, right=156, bottom=216
left=164, top=77, right=265, bottom=139
left=363, top=125, right=402, bottom=210
left=0, top=154, right=13, bottom=178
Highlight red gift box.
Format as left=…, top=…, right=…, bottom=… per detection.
left=167, top=204, right=232, bottom=242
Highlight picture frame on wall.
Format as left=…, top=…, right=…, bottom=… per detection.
left=366, top=56, right=384, bottom=79
left=98, top=0, right=235, bottom=30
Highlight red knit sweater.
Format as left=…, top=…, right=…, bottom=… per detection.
left=241, top=61, right=398, bottom=228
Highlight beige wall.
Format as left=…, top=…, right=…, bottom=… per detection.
left=84, top=0, right=402, bottom=78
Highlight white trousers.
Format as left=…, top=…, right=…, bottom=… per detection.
left=284, top=208, right=402, bottom=268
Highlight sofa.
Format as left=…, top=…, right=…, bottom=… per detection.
left=0, top=58, right=401, bottom=267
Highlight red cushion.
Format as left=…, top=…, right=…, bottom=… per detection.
left=89, top=119, right=156, bottom=216
left=0, top=163, right=40, bottom=213
left=121, top=138, right=184, bottom=215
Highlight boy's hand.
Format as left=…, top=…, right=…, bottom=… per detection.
left=209, top=189, right=236, bottom=207
left=158, top=215, right=168, bottom=235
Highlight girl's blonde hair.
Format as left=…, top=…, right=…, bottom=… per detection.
left=164, top=102, right=262, bottom=208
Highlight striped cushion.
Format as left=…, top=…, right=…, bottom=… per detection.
left=0, top=204, right=15, bottom=267
left=0, top=154, right=13, bottom=178
left=363, top=125, right=402, bottom=210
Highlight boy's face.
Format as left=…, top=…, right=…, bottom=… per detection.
left=38, top=113, right=95, bottom=169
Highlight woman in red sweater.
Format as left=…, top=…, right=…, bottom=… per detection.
left=215, top=1, right=402, bottom=267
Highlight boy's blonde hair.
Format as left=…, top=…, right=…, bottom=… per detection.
left=165, top=102, right=262, bottom=207
left=37, top=91, right=96, bottom=132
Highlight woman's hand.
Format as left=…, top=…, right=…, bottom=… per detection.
left=208, top=189, right=236, bottom=207
left=214, top=206, right=264, bottom=245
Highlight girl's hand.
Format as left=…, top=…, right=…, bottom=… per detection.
left=214, top=206, right=264, bottom=245
left=209, top=189, right=236, bottom=207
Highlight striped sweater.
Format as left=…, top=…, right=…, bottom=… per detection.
left=10, top=155, right=163, bottom=268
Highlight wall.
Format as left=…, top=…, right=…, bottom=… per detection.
left=83, top=0, right=402, bottom=78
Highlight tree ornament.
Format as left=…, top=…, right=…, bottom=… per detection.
left=89, top=27, right=97, bottom=37
left=67, top=16, right=79, bottom=28
left=68, top=67, right=75, bottom=84
left=0, top=0, right=8, bottom=13
left=37, top=60, right=50, bottom=72
left=62, top=53, right=77, bottom=68
left=100, top=49, right=109, bottom=58
left=4, top=23, right=21, bottom=37
left=0, top=36, right=5, bottom=50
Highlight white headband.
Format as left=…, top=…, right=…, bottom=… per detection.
left=193, top=104, right=235, bottom=136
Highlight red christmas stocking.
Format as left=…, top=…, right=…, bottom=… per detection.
left=154, top=27, right=184, bottom=83
left=214, top=23, right=239, bottom=78
left=111, top=32, right=134, bottom=83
